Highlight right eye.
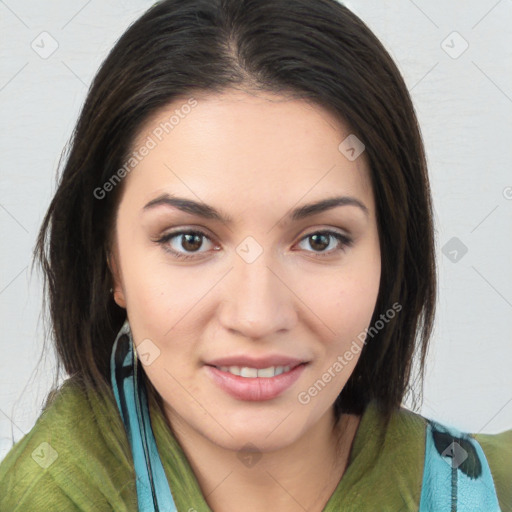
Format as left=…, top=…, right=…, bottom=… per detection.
left=155, top=229, right=218, bottom=260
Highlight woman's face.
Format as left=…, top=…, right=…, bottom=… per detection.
left=109, top=89, right=381, bottom=452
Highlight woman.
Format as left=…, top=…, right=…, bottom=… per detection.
left=0, top=0, right=510, bottom=510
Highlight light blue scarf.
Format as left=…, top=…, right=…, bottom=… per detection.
left=110, top=319, right=502, bottom=511
left=419, top=419, right=502, bottom=511
left=110, top=319, right=178, bottom=511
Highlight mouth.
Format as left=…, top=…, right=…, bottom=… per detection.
left=207, top=362, right=303, bottom=378
left=204, top=362, right=309, bottom=401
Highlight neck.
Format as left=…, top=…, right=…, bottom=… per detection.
left=163, top=404, right=361, bottom=512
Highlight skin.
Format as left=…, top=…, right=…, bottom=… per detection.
left=108, top=88, right=381, bottom=511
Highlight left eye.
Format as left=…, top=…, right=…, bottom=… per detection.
left=297, top=231, right=353, bottom=256
left=155, top=229, right=352, bottom=260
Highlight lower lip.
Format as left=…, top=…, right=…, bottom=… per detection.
left=205, top=363, right=308, bottom=401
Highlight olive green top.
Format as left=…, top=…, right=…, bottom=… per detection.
left=0, top=377, right=510, bottom=511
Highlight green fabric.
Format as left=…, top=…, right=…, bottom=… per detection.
left=1, top=376, right=510, bottom=511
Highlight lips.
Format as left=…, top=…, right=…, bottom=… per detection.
left=204, top=355, right=309, bottom=401
left=203, top=353, right=310, bottom=400
left=206, top=354, right=306, bottom=370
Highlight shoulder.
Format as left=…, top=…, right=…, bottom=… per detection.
left=364, top=403, right=511, bottom=511
left=413, top=410, right=511, bottom=512
left=0, top=377, right=137, bottom=511
left=472, top=428, right=512, bottom=511
left=343, top=401, right=429, bottom=508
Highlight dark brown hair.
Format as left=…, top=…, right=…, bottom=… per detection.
left=33, top=0, right=436, bottom=428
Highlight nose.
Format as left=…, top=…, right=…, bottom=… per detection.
left=218, top=255, right=297, bottom=340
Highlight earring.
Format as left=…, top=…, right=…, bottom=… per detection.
left=109, top=288, right=113, bottom=293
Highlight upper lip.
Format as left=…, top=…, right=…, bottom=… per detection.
left=206, top=355, right=308, bottom=369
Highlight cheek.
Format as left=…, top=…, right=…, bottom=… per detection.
left=117, top=233, right=189, bottom=327
left=314, top=258, right=380, bottom=334
left=119, top=250, right=206, bottom=359
left=304, top=266, right=380, bottom=406
left=310, top=249, right=381, bottom=367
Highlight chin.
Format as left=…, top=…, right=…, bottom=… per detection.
left=193, top=406, right=310, bottom=451
left=209, top=427, right=301, bottom=454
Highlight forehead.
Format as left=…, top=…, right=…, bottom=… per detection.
left=124, top=89, right=373, bottom=211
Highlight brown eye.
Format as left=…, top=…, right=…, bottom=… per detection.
left=297, top=230, right=353, bottom=257
left=180, top=233, right=204, bottom=252
left=308, top=233, right=330, bottom=251
left=156, top=230, right=216, bottom=260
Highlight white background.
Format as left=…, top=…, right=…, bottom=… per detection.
left=1, top=0, right=511, bottom=462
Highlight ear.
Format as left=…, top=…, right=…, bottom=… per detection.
left=106, top=249, right=127, bottom=308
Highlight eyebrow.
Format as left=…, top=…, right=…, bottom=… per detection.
left=142, top=193, right=369, bottom=224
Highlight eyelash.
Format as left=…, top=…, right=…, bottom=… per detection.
left=154, top=229, right=353, bottom=261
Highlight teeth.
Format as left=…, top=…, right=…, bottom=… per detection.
left=240, top=367, right=258, bottom=378
left=256, top=367, right=275, bottom=377
left=274, top=366, right=285, bottom=376
left=218, top=365, right=292, bottom=377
